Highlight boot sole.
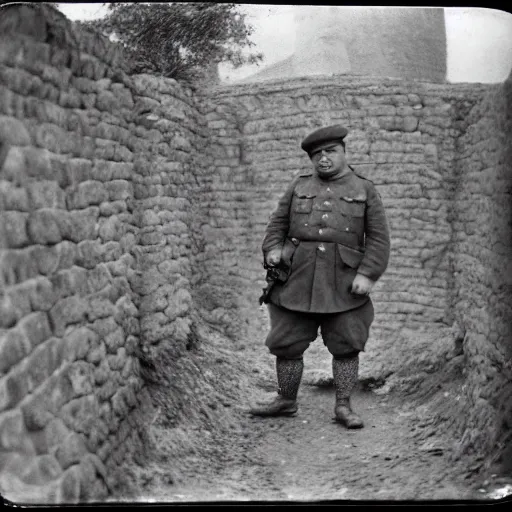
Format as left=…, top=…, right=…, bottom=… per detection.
left=332, top=416, right=364, bottom=428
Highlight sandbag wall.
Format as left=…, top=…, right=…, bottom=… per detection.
left=199, top=76, right=490, bottom=335
left=450, top=73, right=512, bottom=465
left=0, top=5, right=209, bottom=503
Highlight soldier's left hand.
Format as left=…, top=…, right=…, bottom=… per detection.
left=351, top=273, right=375, bottom=296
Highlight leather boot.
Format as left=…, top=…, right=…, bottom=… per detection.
left=333, top=355, right=364, bottom=428
left=249, top=358, right=303, bottom=416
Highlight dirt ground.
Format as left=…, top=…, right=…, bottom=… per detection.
left=110, top=308, right=512, bottom=505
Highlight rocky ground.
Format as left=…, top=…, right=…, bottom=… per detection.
left=108, top=307, right=512, bottom=505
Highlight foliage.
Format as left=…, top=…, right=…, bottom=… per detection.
left=79, top=2, right=263, bottom=82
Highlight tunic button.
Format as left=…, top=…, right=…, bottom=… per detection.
left=318, top=244, right=325, bottom=252
left=322, top=214, right=328, bottom=219
left=304, top=223, right=308, bottom=226
left=319, top=229, right=323, bottom=235
left=345, top=227, right=349, bottom=231
left=324, top=201, right=330, bottom=206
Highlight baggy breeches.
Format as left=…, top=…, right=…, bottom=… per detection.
left=265, top=300, right=375, bottom=359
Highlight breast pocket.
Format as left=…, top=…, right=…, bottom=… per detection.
left=338, top=197, right=366, bottom=217
left=292, top=193, right=316, bottom=214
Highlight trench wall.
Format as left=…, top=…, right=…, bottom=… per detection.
left=199, top=77, right=490, bottom=334
left=0, top=4, right=209, bottom=503
left=451, top=74, right=512, bottom=462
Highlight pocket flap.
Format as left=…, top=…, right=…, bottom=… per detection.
left=337, top=243, right=364, bottom=269
left=292, top=192, right=315, bottom=213
left=338, top=196, right=366, bottom=217
left=341, top=195, right=366, bottom=203
left=294, top=192, right=316, bottom=199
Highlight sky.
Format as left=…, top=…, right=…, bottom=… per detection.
left=56, top=3, right=512, bottom=84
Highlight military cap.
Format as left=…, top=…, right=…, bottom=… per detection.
left=301, top=124, right=348, bottom=154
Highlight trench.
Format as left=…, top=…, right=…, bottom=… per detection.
left=1, top=4, right=511, bottom=505
left=106, top=315, right=511, bottom=504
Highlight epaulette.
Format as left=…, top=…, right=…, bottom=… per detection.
left=299, top=171, right=313, bottom=177
left=354, top=172, right=375, bottom=184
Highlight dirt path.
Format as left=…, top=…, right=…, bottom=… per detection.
left=111, top=319, right=508, bottom=504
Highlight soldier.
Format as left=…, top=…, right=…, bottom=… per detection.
left=251, top=125, right=391, bottom=428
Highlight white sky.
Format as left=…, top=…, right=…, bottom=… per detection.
left=57, top=3, right=512, bottom=84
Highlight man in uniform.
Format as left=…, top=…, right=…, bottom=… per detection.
left=250, top=124, right=390, bottom=428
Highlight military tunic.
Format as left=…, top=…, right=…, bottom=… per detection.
left=262, top=167, right=390, bottom=314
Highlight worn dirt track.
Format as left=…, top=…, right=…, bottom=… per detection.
left=108, top=311, right=511, bottom=505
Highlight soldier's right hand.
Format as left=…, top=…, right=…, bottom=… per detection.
left=266, top=248, right=282, bottom=267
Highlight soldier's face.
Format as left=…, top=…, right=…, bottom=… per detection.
left=309, top=142, right=347, bottom=179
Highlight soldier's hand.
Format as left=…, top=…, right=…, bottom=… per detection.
left=266, top=248, right=282, bottom=267
left=351, top=273, right=375, bottom=296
